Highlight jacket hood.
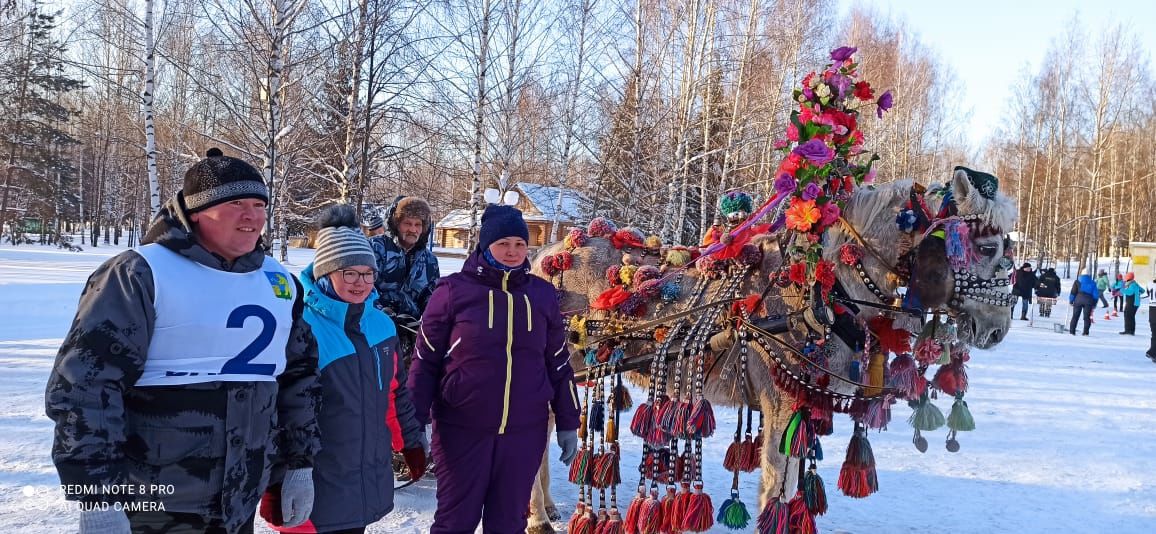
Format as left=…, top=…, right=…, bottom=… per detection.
left=1078, top=274, right=1094, bottom=284
left=383, top=195, right=432, bottom=250
left=141, top=193, right=267, bottom=272
left=461, top=249, right=533, bottom=289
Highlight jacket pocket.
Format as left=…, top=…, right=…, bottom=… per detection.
left=127, top=425, right=216, bottom=465
left=440, top=362, right=495, bottom=409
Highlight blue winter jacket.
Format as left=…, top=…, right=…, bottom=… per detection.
left=1070, top=274, right=1101, bottom=304
left=300, top=265, right=424, bottom=532
left=1122, top=280, right=1144, bottom=306
left=369, top=197, right=440, bottom=318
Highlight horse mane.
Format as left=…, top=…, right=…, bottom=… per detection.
left=840, top=179, right=914, bottom=240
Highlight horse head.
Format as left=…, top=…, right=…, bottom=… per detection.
left=831, top=168, right=1017, bottom=350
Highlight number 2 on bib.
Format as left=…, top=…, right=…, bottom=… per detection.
left=221, top=305, right=277, bottom=375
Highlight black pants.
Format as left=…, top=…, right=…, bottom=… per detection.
left=1070, top=302, right=1093, bottom=335
left=1114, top=295, right=1124, bottom=312
left=126, top=511, right=254, bottom=534
left=1148, top=309, right=1155, bottom=357
left=1123, top=300, right=1138, bottom=334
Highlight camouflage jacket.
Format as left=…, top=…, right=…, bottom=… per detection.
left=368, top=198, right=440, bottom=318
left=45, top=195, right=321, bottom=531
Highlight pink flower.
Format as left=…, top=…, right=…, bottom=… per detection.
left=819, top=201, right=841, bottom=227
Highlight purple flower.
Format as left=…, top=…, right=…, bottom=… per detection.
left=774, top=173, right=797, bottom=195
left=792, top=139, right=835, bottom=166
left=876, top=90, right=894, bottom=119
left=831, top=46, right=857, bottom=62
left=828, top=73, right=852, bottom=100
left=864, top=167, right=877, bottom=184
left=802, top=182, right=822, bottom=201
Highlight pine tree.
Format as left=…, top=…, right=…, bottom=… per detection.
left=0, top=1, right=84, bottom=244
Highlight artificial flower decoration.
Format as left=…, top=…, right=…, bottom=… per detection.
left=772, top=45, right=893, bottom=297
left=786, top=198, right=821, bottom=232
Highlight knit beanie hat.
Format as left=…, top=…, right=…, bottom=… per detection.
left=1125, top=272, right=1135, bottom=281
left=478, top=204, right=529, bottom=252
left=314, top=204, right=376, bottom=279
left=182, top=148, right=269, bottom=212
left=362, top=211, right=384, bottom=232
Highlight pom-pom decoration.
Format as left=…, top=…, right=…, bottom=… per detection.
left=588, top=217, right=618, bottom=238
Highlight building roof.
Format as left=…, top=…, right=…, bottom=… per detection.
left=515, top=183, right=591, bottom=222
left=436, top=183, right=591, bottom=229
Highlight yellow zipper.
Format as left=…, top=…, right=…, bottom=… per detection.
left=498, top=271, right=514, bottom=434
left=487, top=290, right=494, bottom=329
left=524, top=295, right=532, bottom=332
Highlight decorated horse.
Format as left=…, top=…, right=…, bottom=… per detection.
left=524, top=47, right=1018, bottom=534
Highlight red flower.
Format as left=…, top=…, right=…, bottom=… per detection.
left=839, top=242, right=863, bottom=265
left=786, top=122, right=799, bottom=142
left=788, top=261, right=808, bottom=286
left=779, top=153, right=803, bottom=177
left=853, top=81, right=874, bottom=100
left=816, top=260, right=836, bottom=293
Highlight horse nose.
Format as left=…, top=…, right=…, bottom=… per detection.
left=987, top=328, right=1004, bottom=346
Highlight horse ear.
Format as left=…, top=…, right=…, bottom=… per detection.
left=952, top=168, right=972, bottom=203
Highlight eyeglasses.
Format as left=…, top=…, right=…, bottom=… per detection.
left=338, top=270, right=375, bottom=284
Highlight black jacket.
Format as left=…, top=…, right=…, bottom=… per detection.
left=1012, top=267, right=1038, bottom=301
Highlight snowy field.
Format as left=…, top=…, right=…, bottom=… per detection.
left=1, top=241, right=1154, bottom=533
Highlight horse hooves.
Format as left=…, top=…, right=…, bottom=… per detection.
left=526, top=522, right=557, bottom=534
left=545, top=505, right=561, bottom=521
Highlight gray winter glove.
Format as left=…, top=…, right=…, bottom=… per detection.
left=281, top=468, right=314, bottom=527
left=79, top=508, right=129, bottom=534
left=557, top=430, right=578, bottom=465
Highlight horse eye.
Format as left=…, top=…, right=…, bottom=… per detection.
left=977, top=244, right=999, bottom=257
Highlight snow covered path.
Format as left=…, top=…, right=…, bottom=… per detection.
left=1, top=243, right=1154, bottom=533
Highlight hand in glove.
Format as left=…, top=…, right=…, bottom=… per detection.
left=280, top=468, right=314, bottom=527
left=79, top=508, right=129, bottom=534
left=402, top=446, right=427, bottom=481
left=557, top=429, right=578, bottom=465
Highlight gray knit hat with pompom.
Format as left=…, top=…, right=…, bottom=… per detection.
left=314, top=204, right=376, bottom=278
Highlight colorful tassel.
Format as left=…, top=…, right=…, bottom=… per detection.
left=808, top=435, right=824, bottom=462
left=613, top=383, right=634, bottom=411
left=788, top=495, right=817, bottom=534
left=661, top=487, right=682, bottom=533
left=862, top=397, right=892, bottom=430
left=837, top=430, right=878, bottom=498
left=591, top=400, right=606, bottom=432
left=723, top=440, right=742, bottom=472
left=597, top=508, right=626, bottom=534
left=570, top=447, right=593, bottom=485
left=631, top=402, right=654, bottom=438
left=625, top=490, right=645, bottom=534
left=738, top=436, right=760, bottom=472
left=716, top=492, right=751, bottom=530
left=907, top=393, right=945, bottom=432
left=756, top=499, right=790, bottom=534
left=802, top=466, right=827, bottom=516
left=686, top=399, right=716, bottom=438
left=593, top=449, right=622, bottom=488
left=778, top=409, right=813, bottom=458
left=865, top=351, right=886, bottom=396
left=637, top=491, right=664, bottom=534
left=947, top=394, right=975, bottom=431
left=887, top=353, right=920, bottom=399
left=680, top=485, right=714, bottom=532
left=570, top=503, right=596, bottom=534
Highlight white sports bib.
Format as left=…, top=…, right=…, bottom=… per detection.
left=135, top=244, right=295, bottom=386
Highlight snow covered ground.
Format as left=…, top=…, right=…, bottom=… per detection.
left=1, top=242, right=1154, bottom=533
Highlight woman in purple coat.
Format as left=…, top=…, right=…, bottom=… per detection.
left=409, top=204, right=581, bottom=533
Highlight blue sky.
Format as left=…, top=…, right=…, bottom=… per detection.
left=841, top=0, right=1156, bottom=149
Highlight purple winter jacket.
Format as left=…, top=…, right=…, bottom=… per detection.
left=409, top=251, right=581, bottom=434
